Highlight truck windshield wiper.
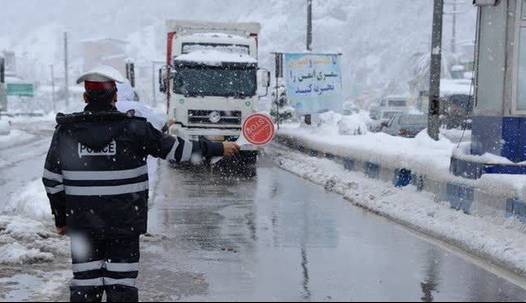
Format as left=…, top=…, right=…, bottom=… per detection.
left=185, top=92, right=203, bottom=98
left=232, top=92, right=247, bottom=99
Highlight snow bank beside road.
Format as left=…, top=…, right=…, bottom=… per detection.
left=278, top=120, right=526, bottom=206
left=270, top=146, right=526, bottom=276
left=281, top=116, right=455, bottom=175
left=0, top=129, right=34, bottom=149
left=3, top=179, right=53, bottom=221
left=0, top=243, right=53, bottom=265
left=0, top=216, right=68, bottom=265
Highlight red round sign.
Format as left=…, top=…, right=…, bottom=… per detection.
left=242, top=113, right=275, bottom=146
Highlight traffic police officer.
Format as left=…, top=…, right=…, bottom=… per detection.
left=42, top=65, right=239, bottom=302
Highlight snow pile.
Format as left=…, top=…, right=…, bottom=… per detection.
left=0, top=243, right=53, bottom=265
left=270, top=146, right=526, bottom=276
left=278, top=121, right=526, bottom=201
left=279, top=121, right=456, bottom=176
left=337, top=112, right=371, bottom=136
left=3, top=180, right=53, bottom=221
left=316, top=111, right=343, bottom=134
left=300, top=111, right=371, bottom=137
left=0, top=271, right=71, bottom=302
left=0, top=129, right=35, bottom=153
left=0, top=216, right=69, bottom=265
left=453, top=142, right=515, bottom=165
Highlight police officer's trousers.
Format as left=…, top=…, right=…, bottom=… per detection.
left=69, top=234, right=140, bottom=302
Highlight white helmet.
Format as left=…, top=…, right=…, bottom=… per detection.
left=76, top=65, right=126, bottom=84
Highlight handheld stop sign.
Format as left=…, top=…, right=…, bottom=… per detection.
left=239, top=113, right=276, bottom=146
left=210, top=113, right=275, bottom=165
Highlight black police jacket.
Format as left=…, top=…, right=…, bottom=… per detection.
left=42, top=106, right=224, bottom=236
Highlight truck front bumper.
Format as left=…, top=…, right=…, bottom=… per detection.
left=170, top=125, right=241, bottom=137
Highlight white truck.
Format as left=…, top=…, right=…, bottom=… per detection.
left=159, top=20, right=270, bottom=165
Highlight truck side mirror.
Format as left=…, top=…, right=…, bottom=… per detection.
left=0, top=57, right=4, bottom=84
left=126, top=62, right=135, bottom=88
left=257, top=68, right=270, bottom=97
left=158, top=68, right=166, bottom=93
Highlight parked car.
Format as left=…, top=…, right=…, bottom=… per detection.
left=381, top=113, right=427, bottom=138
left=368, top=110, right=402, bottom=132
left=370, top=95, right=410, bottom=121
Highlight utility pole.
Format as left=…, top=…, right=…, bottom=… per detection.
left=451, top=0, right=457, bottom=54
left=64, top=32, right=69, bottom=108
left=305, top=0, right=313, bottom=125
left=50, top=64, right=56, bottom=113
left=307, top=0, right=313, bottom=51
left=274, top=53, right=283, bottom=129
left=445, top=0, right=468, bottom=55
left=428, top=0, right=444, bottom=141
left=152, top=62, right=156, bottom=107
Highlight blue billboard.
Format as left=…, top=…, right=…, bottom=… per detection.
left=284, top=53, right=343, bottom=115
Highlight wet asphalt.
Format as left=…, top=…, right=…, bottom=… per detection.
left=1, top=122, right=525, bottom=301
left=137, top=157, right=526, bottom=302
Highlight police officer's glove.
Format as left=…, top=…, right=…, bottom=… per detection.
left=223, top=142, right=240, bottom=157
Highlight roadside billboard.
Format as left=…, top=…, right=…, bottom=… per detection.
left=7, top=83, right=34, bottom=97
left=283, top=53, right=343, bottom=115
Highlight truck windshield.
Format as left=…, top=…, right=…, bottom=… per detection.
left=173, top=63, right=257, bottom=98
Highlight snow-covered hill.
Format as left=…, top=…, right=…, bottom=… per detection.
left=0, top=0, right=477, bottom=101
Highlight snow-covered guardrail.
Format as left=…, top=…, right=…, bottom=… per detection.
left=275, top=125, right=526, bottom=225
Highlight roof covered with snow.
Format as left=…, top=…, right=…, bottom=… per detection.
left=186, top=32, right=249, bottom=40
left=174, top=50, right=257, bottom=65
left=166, top=20, right=261, bottom=36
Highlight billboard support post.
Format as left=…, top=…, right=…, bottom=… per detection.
left=274, top=52, right=283, bottom=129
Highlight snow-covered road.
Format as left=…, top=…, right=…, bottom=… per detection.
left=0, top=121, right=526, bottom=301
left=0, top=120, right=70, bottom=301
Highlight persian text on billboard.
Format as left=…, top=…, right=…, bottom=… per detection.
left=284, top=53, right=343, bottom=115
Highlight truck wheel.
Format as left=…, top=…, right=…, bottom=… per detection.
left=239, top=151, right=259, bottom=165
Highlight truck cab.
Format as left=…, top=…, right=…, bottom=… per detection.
left=161, top=21, right=269, bottom=163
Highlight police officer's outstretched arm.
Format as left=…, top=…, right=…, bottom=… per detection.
left=141, top=122, right=239, bottom=161
left=42, top=129, right=67, bottom=234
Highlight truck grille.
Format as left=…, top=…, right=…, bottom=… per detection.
left=188, top=110, right=242, bottom=125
